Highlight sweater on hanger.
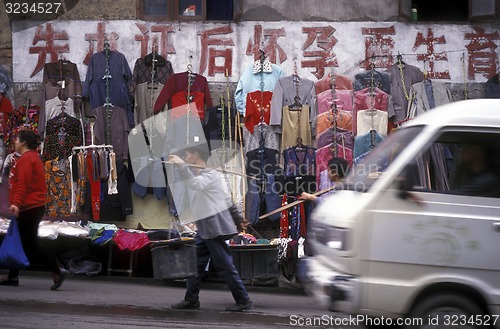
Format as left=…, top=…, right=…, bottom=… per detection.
left=270, top=76, right=317, bottom=127
left=234, top=61, right=284, bottom=115
left=153, top=71, right=212, bottom=115
left=385, top=63, right=424, bottom=123
left=82, top=50, right=134, bottom=127
left=409, top=80, right=452, bottom=117
left=315, top=73, right=353, bottom=94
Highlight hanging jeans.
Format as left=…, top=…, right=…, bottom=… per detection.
left=184, top=235, right=250, bottom=305
left=245, top=173, right=282, bottom=224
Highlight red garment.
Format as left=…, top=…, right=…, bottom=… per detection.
left=9, top=150, right=47, bottom=211
left=170, top=91, right=205, bottom=120
left=112, top=229, right=150, bottom=251
left=244, top=91, right=272, bottom=133
left=299, top=202, right=307, bottom=238
left=86, top=153, right=100, bottom=220
left=0, top=96, right=13, bottom=135
left=279, top=194, right=289, bottom=238
left=153, top=72, right=212, bottom=114
left=316, top=143, right=353, bottom=186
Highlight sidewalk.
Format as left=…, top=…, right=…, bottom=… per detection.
left=0, top=270, right=328, bottom=319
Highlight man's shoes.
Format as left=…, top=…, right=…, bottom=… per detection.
left=225, top=300, right=253, bottom=312
left=171, top=300, right=200, bottom=310
left=51, top=268, right=68, bottom=291
left=0, top=278, right=19, bottom=287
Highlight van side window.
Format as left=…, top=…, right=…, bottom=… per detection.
left=405, top=131, right=500, bottom=198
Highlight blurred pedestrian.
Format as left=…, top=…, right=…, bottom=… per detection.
left=0, top=130, right=67, bottom=290
left=300, top=157, right=349, bottom=202
left=168, top=145, right=253, bottom=312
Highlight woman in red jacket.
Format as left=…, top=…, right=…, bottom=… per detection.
left=0, top=130, right=67, bottom=289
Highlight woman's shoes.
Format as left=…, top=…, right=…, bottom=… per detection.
left=51, top=268, right=68, bottom=291
left=0, top=278, right=19, bottom=286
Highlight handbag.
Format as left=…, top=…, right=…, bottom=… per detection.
left=0, top=217, right=30, bottom=269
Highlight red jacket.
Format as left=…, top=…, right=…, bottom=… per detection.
left=9, top=150, right=47, bottom=211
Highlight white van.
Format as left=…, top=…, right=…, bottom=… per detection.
left=306, top=99, right=500, bottom=328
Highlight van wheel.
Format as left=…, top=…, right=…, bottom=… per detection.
left=405, top=294, right=486, bottom=329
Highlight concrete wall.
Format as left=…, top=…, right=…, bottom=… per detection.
left=239, top=0, right=400, bottom=22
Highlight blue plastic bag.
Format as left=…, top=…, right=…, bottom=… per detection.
left=0, top=218, right=30, bottom=269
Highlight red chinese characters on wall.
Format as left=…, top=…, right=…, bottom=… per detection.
left=23, top=21, right=500, bottom=82
left=301, top=26, right=338, bottom=79
left=246, top=24, right=287, bottom=64
left=412, top=28, right=450, bottom=79
left=361, top=26, right=395, bottom=69
left=465, top=26, right=499, bottom=80
left=28, top=23, right=69, bottom=77
left=135, top=23, right=176, bottom=59
left=83, top=22, right=119, bottom=65
left=198, top=25, right=235, bottom=77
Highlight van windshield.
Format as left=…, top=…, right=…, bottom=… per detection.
left=344, top=126, right=424, bottom=191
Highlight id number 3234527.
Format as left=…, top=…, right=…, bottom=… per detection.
left=4, top=2, right=63, bottom=15
left=430, top=314, right=499, bottom=327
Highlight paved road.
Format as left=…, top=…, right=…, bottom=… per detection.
left=0, top=272, right=361, bottom=328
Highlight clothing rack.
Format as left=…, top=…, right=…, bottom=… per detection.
left=72, top=144, right=114, bottom=152
left=185, top=62, right=193, bottom=146
left=289, top=59, right=304, bottom=149
left=329, top=70, right=338, bottom=157
left=147, top=43, right=158, bottom=147
left=369, top=63, right=376, bottom=149
left=102, top=39, right=113, bottom=145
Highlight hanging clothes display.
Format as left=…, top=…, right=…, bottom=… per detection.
left=282, top=145, right=316, bottom=196
left=356, top=109, right=388, bottom=136
left=92, top=106, right=130, bottom=162
left=353, top=69, right=391, bottom=95
left=408, top=79, right=452, bottom=117
left=352, top=87, right=393, bottom=131
left=82, top=49, right=134, bottom=128
left=354, top=130, right=384, bottom=159
left=234, top=58, right=284, bottom=115
left=315, top=143, right=353, bottom=186
left=41, top=59, right=83, bottom=129
left=244, top=121, right=281, bottom=224
left=315, top=109, right=353, bottom=135
left=316, top=127, right=354, bottom=150
left=270, top=74, right=316, bottom=149
left=41, top=111, right=83, bottom=218
left=385, top=60, right=424, bottom=124
left=244, top=91, right=272, bottom=133
left=316, top=88, right=353, bottom=115
left=131, top=51, right=173, bottom=124
left=42, top=111, right=82, bottom=161
left=315, top=72, right=353, bottom=94
left=153, top=70, right=212, bottom=119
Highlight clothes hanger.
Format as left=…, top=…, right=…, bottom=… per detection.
left=294, top=137, right=305, bottom=152
left=145, top=42, right=166, bottom=67
left=397, top=53, right=405, bottom=69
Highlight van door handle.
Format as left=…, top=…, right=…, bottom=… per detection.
left=493, top=223, right=500, bottom=232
